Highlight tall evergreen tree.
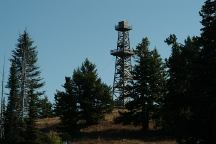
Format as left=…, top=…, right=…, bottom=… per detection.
left=57, top=76, right=78, bottom=132
left=164, top=34, right=202, bottom=143
left=199, top=0, right=216, bottom=142
left=7, top=31, right=45, bottom=143
left=117, top=38, right=167, bottom=130
left=132, top=38, right=153, bottom=130
left=54, top=59, right=113, bottom=130
left=164, top=1, right=216, bottom=143
left=163, top=35, right=185, bottom=133
left=74, top=59, right=113, bottom=125
left=12, top=31, right=44, bottom=121
left=133, top=38, right=166, bottom=130
left=149, top=49, right=167, bottom=126
left=4, top=61, right=25, bottom=144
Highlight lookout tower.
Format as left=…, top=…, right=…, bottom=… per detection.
left=111, top=21, right=134, bottom=105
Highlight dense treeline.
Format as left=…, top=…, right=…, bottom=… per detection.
left=116, top=1, right=216, bottom=143
left=0, top=0, right=215, bottom=143
left=164, top=0, right=216, bottom=143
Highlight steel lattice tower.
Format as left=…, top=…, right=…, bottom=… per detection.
left=111, top=21, right=134, bottom=106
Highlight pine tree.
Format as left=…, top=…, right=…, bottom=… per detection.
left=54, top=91, right=65, bottom=117
left=164, top=34, right=202, bottom=143
left=74, top=59, right=113, bottom=125
left=54, top=76, right=81, bottom=132
left=4, top=61, right=25, bottom=144
left=199, top=0, right=216, bottom=142
left=133, top=38, right=166, bottom=130
left=38, top=96, right=53, bottom=118
left=117, top=38, right=166, bottom=130
left=62, top=77, right=78, bottom=131
left=132, top=38, right=153, bottom=130
left=9, top=31, right=45, bottom=143
left=164, top=1, right=216, bottom=142
left=163, top=34, right=185, bottom=133
left=55, top=59, right=113, bottom=130
left=149, top=49, right=167, bottom=127
left=12, top=31, right=44, bottom=121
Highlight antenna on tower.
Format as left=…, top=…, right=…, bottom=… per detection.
left=111, top=21, right=134, bottom=106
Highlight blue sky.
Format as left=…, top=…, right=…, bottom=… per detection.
left=0, top=0, right=203, bottom=102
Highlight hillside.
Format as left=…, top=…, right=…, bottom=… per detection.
left=36, top=108, right=176, bottom=144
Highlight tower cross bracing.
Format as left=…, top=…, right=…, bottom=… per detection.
left=111, top=21, right=134, bottom=105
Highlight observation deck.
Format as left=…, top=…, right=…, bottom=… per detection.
left=115, top=21, right=132, bottom=31
left=110, top=49, right=134, bottom=57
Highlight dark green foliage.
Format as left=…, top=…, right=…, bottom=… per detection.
left=54, top=59, right=113, bottom=132
left=131, top=38, right=153, bottom=130
left=54, top=91, right=65, bottom=117
left=163, top=1, right=216, bottom=143
left=4, top=61, right=26, bottom=144
left=132, top=38, right=166, bottom=130
left=163, top=35, right=201, bottom=143
left=15, top=31, right=44, bottom=143
left=60, top=76, right=78, bottom=131
left=11, top=31, right=45, bottom=120
left=74, top=59, right=113, bottom=125
left=38, top=96, right=53, bottom=118
left=25, top=89, right=40, bottom=143
left=117, top=38, right=167, bottom=130
left=199, top=0, right=216, bottom=142
left=3, top=31, right=45, bottom=143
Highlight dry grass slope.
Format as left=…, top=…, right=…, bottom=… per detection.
left=36, top=108, right=176, bottom=144
left=35, top=117, right=61, bottom=131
